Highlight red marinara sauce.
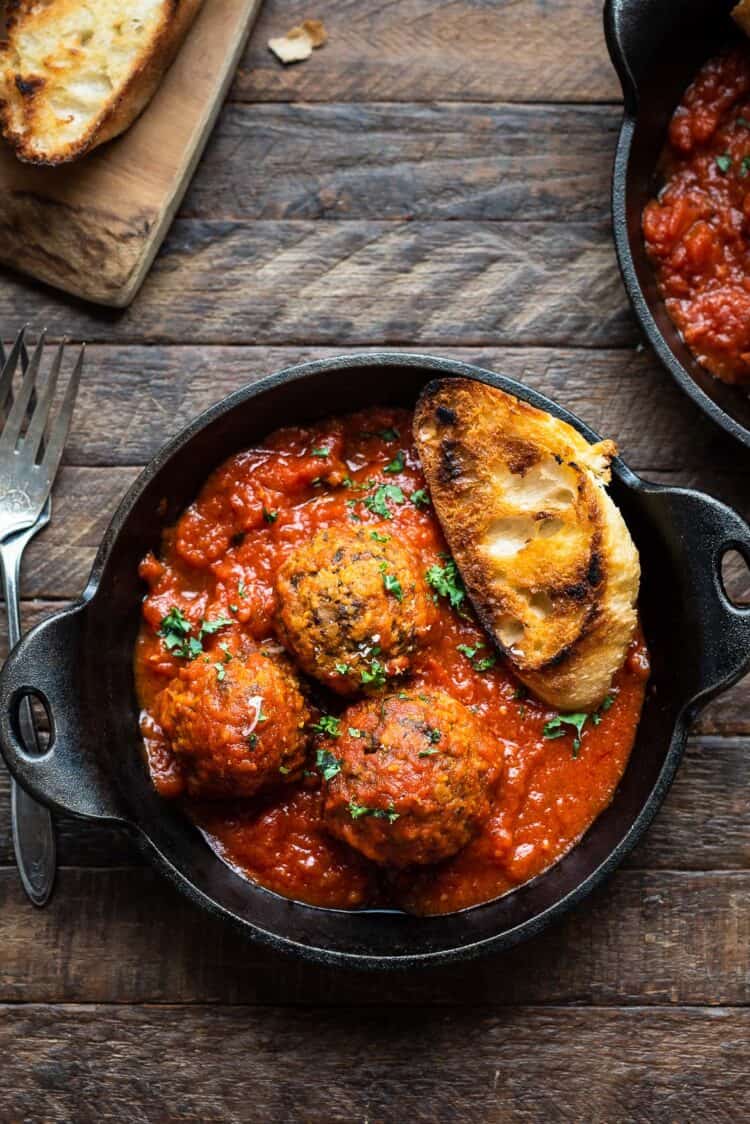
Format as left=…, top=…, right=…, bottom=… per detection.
left=135, top=406, right=649, bottom=916
left=643, top=48, right=750, bottom=385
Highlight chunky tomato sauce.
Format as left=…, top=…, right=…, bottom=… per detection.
left=643, top=48, right=750, bottom=385
left=135, top=407, right=649, bottom=915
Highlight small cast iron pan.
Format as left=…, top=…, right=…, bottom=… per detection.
left=605, top=0, right=750, bottom=448
left=1, top=354, right=749, bottom=969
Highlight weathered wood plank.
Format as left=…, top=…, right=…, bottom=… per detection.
left=0, top=734, right=747, bottom=871
left=186, top=103, right=618, bottom=221
left=54, top=345, right=736, bottom=473
left=235, top=0, right=621, bottom=104
left=1, top=1006, right=750, bottom=1124
left=0, top=220, right=636, bottom=347
left=0, top=869, right=749, bottom=1006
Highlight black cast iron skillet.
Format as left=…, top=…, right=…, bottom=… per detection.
left=1, top=353, right=749, bottom=969
left=605, top=0, right=750, bottom=449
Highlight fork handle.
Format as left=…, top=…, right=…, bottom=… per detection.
left=0, top=535, right=56, bottom=906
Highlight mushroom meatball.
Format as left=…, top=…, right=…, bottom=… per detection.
left=275, top=526, right=435, bottom=695
left=156, top=650, right=311, bottom=798
left=322, top=691, right=501, bottom=867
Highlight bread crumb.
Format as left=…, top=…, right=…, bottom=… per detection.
left=268, top=18, right=327, bottom=65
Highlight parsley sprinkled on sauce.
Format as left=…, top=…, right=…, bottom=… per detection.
left=347, top=801, right=400, bottom=823
left=426, top=558, right=466, bottom=612
left=427, top=728, right=441, bottom=744
left=741, top=155, right=750, bottom=178
left=370, top=530, right=390, bottom=544
left=158, top=608, right=232, bottom=660
left=316, top=748, right=342, bottom=781
left=384, top=451, right=405, bottom=474
left=312, top=447, right=331, bottom=458
left=346, top=499, right=362, bottom=522
left=348, top=727, right=363, bottom=739
left=335, top=662, right=350, bottom=675
left=457, top=643, right=480, bottom=660
left=279, top=765, right=292, bottom=775
left=543, top=694, right=616, bottom=756
left=716, top=153, right=733, bottom=174
left=263, top=508, right=279, bottom=524
left=229, top=603, right=239, bottom=613
left=247, top=734, right=258, bottom=749
left=419, top=747, right=439, bottom=757
left=410, top=489, right=431, bottom=509
left=379, top=562, right=404, bottom=601
left=473, top=654, right=497, bottom=672
left=364, top=484, right=405, bottom=520
left=312, top=715, right=341, bottom=738
left=238, top=580, right=247, bottom=598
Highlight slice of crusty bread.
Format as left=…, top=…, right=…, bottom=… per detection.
left=414, top=378, right=640, bottom=712
left=733, top=0, right=750, bottom=37
left=0, top=0, right=203, bottom=165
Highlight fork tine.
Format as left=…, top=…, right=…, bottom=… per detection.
left=23, top=340, right=66, bottom=462
left=0, top=328, right=27, bottom=419
left=40, top=343, right=84, bottom=479
left=0, top=331, right=44, bottom=453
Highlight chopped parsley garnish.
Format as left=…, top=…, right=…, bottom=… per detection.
left=419, top=747, right=439, bottom=757
left=360, top=657, right=387, bottom=690
left=279, top=765, right=292, bottom=775
left=362, top=426, right=399, bottom=442
left=229, top=604, right=239, bottom=613
left=247, top=734, right=258, bottom=749
left=364, top=483, right=405, bottom=520
left=457, top=643, right=480, bottom=660
left=238, top=580, right=247, bottom=598
left=316, top=748, right=342, bottom=781
left=426, top=558, right=466, bottom=612
left=370, top=530, right=390, bottom=543
left=346, top=499, right=362, bottom=522
left=158, top=608, right=232, bottom=660
left=312, top=447, right=331, bottom=458
left=312, top=715, right=341, bottom=738
left=410, top=489, right=431, bottom=509
left=741, top=155, right=750, bottom=178
left=543, top=712, right=589, bottom=756
left=347, top=801, right=400, bottom=823
left=214, top=663, right=227, bottom=682
left=379, top=562, right=403, bottom=601
left=427, top=728, right=441, bottom=744
left=543, top=694, right=615, bottom=756
left=473, top=654, right=497, bottom=672
left=348, top=727, right=363, bottom=739
left=716, top=153, right=733, bottom=174
left=335, top=662, right=350, bottom=675
left=384, top=451, right=405, bottom=474
left=263, top=507, right=278, bottom=524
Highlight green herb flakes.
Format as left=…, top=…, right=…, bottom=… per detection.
left=316, top=748, right=342, bottom=781
left=312, top=715, right=341, bottom=738
left=364, top=484, right=406, bottom=520
left=426, top=559, right=466, bottom=612
left=384, top=451, right=405, bottom=474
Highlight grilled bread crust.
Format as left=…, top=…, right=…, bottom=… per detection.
left=414, top=378, right=640, bottom=711
left=0, top=0, right=203, bottom=165
left=733, top=0, right=750, bottom=37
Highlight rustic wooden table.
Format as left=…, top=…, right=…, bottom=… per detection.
left=1, top=2, right=749, bottom=1120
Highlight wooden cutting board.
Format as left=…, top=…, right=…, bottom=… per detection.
left=0, top=0, right=262, bottom=308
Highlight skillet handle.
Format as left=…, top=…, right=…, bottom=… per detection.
left=655, top=488, right=750, bottom=716
left=0, top=604, right=125, bottom=823
left=604, top=0, right=680, bottom=115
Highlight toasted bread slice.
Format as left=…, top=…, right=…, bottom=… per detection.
left=733, top=1, right=750, bottom=37
left=414, top=378, right=640, bottom=711
left=0, top=0, right=203, bottom=165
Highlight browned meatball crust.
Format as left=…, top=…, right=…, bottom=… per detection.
left=275, top=526, right=435, bottom=695
left=156, top=650, right=311, bottom=798
left=322, top=691, right=501, bottom=867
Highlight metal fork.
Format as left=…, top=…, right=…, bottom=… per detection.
left=0, top=329, right=84, bottom=906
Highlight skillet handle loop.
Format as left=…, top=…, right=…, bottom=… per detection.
left=673, top=491, right=750, bottom=714
left=0, top=605, right=124, bottom=823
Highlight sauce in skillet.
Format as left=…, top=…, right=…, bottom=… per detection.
left=135, top=407, right=649, bottom=915
left=643, top=47, right=750, bottom=385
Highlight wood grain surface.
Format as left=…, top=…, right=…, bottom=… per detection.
left=0, top=0, right=748, bottom=1119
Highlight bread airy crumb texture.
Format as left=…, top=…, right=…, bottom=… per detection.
left=0, top=0, right=203, bottom=164
left=414, top=378, right=641, bottom=712
left=733, top=0, right=750, bottom=37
